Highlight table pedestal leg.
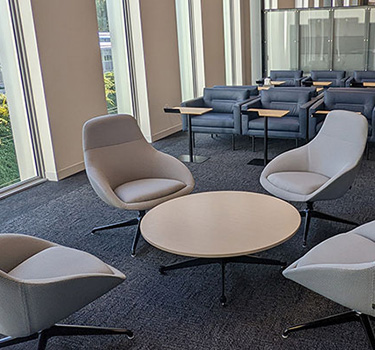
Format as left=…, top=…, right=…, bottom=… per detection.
left=159, top=255, right=286, bottom=305
left=178, top=115, right=209, bottom=164
left=248, top=116, right=269, bottom=166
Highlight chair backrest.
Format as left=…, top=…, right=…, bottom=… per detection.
left=270, top=70, right=303, bottom=80
left=307, top=110, right=368, bottom=178
left=260, top=89, right=311, bottom=116
left=324, top=89, right=375, bottom=120
left=83, top=114, right=155, bottom=191
left=353, top=70, right=375, bottom=83
left=213, top=85, right=259, bottom=96
left=311, top=70, right=346, bottom=81
left=203, top=88, right=250, bottom=113
left=271, top=86, right=319, bottom=97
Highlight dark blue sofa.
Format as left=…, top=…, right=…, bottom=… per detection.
left=346, top=71, right=375, bottom=87
left=308, top=88, right=375, bottom=145
left=241, top=88, right=316, bottom=141
left=302, top=70, right=347, bottom=87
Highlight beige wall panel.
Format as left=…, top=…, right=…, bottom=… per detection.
left=31, top=0, right=107, bottom=179
left=278, top=0, right=296, bottom=8
left=201, top=0, right=226, bottom=87
left=139, top=0, right=182, bottom=141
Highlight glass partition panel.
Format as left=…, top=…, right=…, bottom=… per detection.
left=333, top=8, right=366, bottom=72
left=299, top=9, right=331, bottom=73
left=265, top=11, right=298, bottom=74
left=369, top=8, right=375, bottom=70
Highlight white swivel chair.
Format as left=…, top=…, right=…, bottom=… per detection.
left=0, top=234, right=133, bottom=349
left=260, top=110, right=368, bottom=246
left=83, top=114, right=195, bottom=256
left=283, top=221, right=375, bottom=349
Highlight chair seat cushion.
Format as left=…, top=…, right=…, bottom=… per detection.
left=249, top=117, right=299, bottom=132
left=191, top=113, right=234, bottom=128
left=8, top=246, right=113, bottom=280
left=267, top=171, right=330, bottom=195
left=115, top=178, right=186, bottom=204
left=296, top=233, right=375, bottom=268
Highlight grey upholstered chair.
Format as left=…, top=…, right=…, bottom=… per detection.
left=83, top=114, right=194, bottom=256
left=0, top=234, right=132, bottom=349
left=282, top=221, right=375, bottom=349
left=260, top=110, right=368, bottom=246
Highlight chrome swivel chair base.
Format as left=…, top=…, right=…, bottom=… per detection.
left=91, top=210, right=146, bottom=256
left=283, top=310, right=375, bottom=349
left=0, top=324, right=134, bottom=350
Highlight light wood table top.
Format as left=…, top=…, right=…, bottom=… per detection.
left=141, top=191, right=301, bottom=258
left=313, top=110, right=362, bottom=117
left=316, top=87, right=324, bottom=92
left=312, top=81, right=332, bottom=87
left=363, top=82, right=375, bottom=87
left=164, top=107, right=212, bottom=115
left=258, top=86, right=270, bottom=91
left=248, top=108, right=289, bottom=118
left=271, top=81, right=285, bottom=86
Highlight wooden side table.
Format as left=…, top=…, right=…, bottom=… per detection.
left=312, top=81, right=332, bottom=87
left=164, top=106, right=212, bottom=164
left=363, top=82, right=375, bottom=87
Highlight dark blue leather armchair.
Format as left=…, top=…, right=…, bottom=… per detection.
left=257, top=70, right=305, bottom=87
left=346, top=71, right=375, bottom=87
left=308, top=88, right=375, bottom=145
left=302, top=70, right=347, bottom=87
left=180, top=87, right=255, bottom=149
left=241, top=88, right=315, bottom=141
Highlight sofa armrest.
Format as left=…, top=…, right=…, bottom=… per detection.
left=296, top=76, right=306, bottom=87
left=345, top=77, right=354, bottom=87
left=339, top=77, right=349, bottom=87
left=370, top=108, right=375, bottom=142
left=180, top=97, right=205, bottom=130
left=241, top=98, right=263, bottom=135
left=301, top=77, right=312, bottom=86
left=308, top=99, right=326, bottom=139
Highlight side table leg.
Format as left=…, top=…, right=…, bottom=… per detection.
left=220, top=260, right=227, bottom=306
left=188, top=114, right=193, bottom=162
left=264, top=116, right=268, bottom=166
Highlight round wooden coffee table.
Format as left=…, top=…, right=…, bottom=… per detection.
left=140, top=191, right=301, bottom=305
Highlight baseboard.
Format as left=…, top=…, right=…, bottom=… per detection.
left=151, top=124, right=182, bottom=142
left=55, top=161, right=85, bottom=181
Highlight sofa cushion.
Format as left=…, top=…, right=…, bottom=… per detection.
left=203, top=88, right=249, bottom=113
left=249, top=116, right=300, bottom=132
left=267, top=171, right=329, bottom=196
left=191, top=112, right=234, bottom=128
left=8, top=246, right=113, bottom=280
left=115, top=178, right=186, bottom=204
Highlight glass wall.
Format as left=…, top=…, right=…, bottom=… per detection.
left=369, top=8, right=375, bottom=70
left=0, top=62, right=19, bottom=188
left=265, top=6, right=375, bottom=74
left=0, top=0, right=40, bottom=192
left=300, top=9, right=331, bottom=72
left=333, top=8, right=367, bottom=71
left=265, top=11, right=298, bottom=73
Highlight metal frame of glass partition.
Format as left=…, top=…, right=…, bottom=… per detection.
left=0, top=0, right=45, bottom=198
left=263, top=6, right=375, bottom=76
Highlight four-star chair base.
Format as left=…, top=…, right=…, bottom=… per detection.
left=299, top=202, right=359, bottom=247
left=0, top=324, right=134, bottom=350
left=282, top=310, right=375, bottom=349
left=92, top=210, right=146, bottom=257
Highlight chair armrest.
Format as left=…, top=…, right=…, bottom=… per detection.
left=308, top=99, right=326, bottom=139
left=346, top=77, right=354, bottom=87
left=301, top=77, right=312, bottom=86
left=180, top=97, right=205, bottom=130
left=296, top=76, right=306, bottom=87
left=339, top=77, right=348, bottom=87
left=241, top=97, right=262, bottom=111
left=371, top=108, right=375, bottom=141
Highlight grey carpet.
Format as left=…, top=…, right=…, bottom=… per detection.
left=0, top=132, right=374, bottom=350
